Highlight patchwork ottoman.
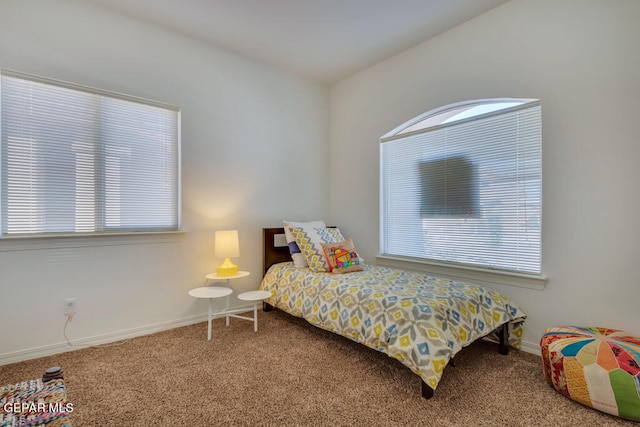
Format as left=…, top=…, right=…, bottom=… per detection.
left=540, top=326, right=640, bottom=422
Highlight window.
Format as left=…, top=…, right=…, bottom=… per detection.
left=380, top=99, right=541, bottom=275
left=0, top=70, right=180, bottom=237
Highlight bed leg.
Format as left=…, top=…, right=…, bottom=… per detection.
left=263, top=302, right=274, bottom=312
left=498, top=322, right=509, bottom=355
left=421, top=381, right=434, bottom=399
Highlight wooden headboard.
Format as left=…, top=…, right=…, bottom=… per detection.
left=262, top=226, right=337, bottom=276
left=263, top=227, right=291, bottom=276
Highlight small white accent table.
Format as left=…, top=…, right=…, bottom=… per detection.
left=188, top=286, right=233, bottom=341
left=203, top=271, right=250, bottom=327
left=189, top=271, right=271, bottom=340
left=204, top=271, right=250, bottom=284
left=237, top=290, right=272, bottom=332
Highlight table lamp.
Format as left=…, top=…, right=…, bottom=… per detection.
left=215, top=230, right=239, bottom=277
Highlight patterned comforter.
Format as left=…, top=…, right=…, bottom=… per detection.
left=259, top=262, right=526, bottom=391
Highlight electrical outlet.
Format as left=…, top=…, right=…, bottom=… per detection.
left=64, top=298, right=77, bottom=316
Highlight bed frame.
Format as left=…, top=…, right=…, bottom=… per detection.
left=261, top=227, right=510, bottom=399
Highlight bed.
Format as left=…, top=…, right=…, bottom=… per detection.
left=259, top=227, right=527, bottom=399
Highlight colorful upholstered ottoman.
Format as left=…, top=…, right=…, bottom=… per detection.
left=540, top=326, right=640, bottom=421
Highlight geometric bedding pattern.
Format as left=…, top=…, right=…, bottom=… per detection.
left=0, top=378, right=73, bottom=426
left=540, top=326, right=640, bottom=421
left=260, top=262, right=526, bottom=391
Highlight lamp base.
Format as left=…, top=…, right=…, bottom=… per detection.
left=216, top=258, right=238, bottom=277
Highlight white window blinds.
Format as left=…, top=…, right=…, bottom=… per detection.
left=1, top=70, right=180, bottom=236
left=380, top=100, right=541, bottom=275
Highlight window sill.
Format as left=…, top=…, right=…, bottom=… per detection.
left=375, top=255, right=547, bottom=291
left=0, top=231, right=185, bottom=252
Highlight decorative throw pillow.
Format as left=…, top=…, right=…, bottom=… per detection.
left=289, top=226, right=344, bottom=273
left=283, top=220, right=326, bottom=268
left=321, top=238, right=364, bottom=274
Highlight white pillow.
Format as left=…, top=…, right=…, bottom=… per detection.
left=283, top=220, right=326, bottom=268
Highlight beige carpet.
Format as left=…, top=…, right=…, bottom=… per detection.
left=1, top=309, right=636, bottom=426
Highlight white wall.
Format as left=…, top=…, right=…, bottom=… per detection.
left=2, top=0, right=639, bottom=363
left=330, top=0, right=640, bottom=350
left=0, top=0, right=329, bottom=362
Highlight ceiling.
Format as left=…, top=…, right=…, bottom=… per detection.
left=87, top=0, right=508, bottom=84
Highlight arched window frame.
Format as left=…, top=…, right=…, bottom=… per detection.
left=379, top=98, right=546, bottom=289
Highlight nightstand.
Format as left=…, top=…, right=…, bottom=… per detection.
left=188, top=286, right=233, bottom=341
left=237, top=290, right=272, bottom=332
left=190, top=270, right=270, bottom=340
left=203, top=271, right=250, bottom=326
left=205, top=271, right=250, bottom=287
left=190, top=271, right=270, bottom=339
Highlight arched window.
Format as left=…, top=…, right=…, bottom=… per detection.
left=380, top=98, right=541, bottom=275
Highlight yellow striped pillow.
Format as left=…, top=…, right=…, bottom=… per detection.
left=289, top=226, right=344, bottom=272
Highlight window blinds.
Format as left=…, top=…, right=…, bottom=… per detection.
left=380, top=102, right=541, bottom=275
left=0, top=70, right=180, bottom=236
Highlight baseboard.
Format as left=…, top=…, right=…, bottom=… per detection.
left=2, top=311, right=541, bottom=366
left=0, top=306, right=255, bottom=366
left=519, top=339, right=540, bottom=355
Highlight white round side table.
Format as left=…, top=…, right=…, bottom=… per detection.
left=188, top=286, right=232, bottom=341
left=205, top=271, right=250, bottom=286
left=237, top=290, right=272, bottom=332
